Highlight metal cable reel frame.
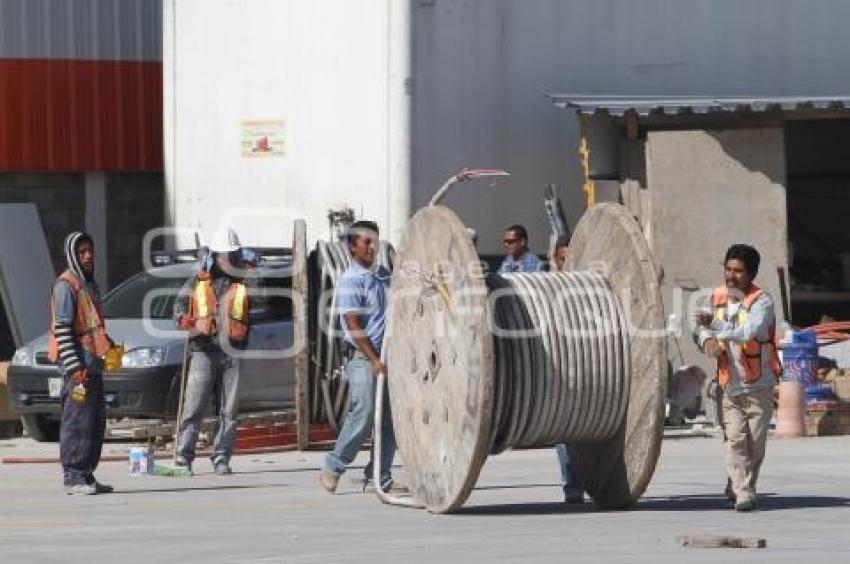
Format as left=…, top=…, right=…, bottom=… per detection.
left=384, top=203, right=666, bottom=513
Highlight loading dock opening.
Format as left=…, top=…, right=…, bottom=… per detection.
left=785, top=119, right=850, bottom=325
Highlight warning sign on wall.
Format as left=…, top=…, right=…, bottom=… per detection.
left=241, top=120, right=286, bottom=158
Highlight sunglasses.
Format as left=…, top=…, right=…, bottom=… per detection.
left=503, top=238, right=520, bottom=245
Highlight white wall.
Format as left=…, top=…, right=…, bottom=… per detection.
left=411, top=0, right=584, bottom=256
left=646, top=128, right=789, bottom=377
left=164, top=0, right=403, bottom=248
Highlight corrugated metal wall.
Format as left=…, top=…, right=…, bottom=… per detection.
left=0, top=0, right=162, bottom=171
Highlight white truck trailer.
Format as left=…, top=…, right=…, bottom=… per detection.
left=163, top=0, right=584, bottom=254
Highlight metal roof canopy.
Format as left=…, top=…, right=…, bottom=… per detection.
left=548, top=95, right=850, bottom=117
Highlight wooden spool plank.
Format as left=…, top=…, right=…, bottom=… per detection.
left=292, top=219, right=310, bottom=450
left=566, top=202, right=667, bottom=509
left=385, top=206, right=493, bottom=514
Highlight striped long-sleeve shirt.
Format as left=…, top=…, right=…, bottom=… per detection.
left=53, top=279, right=102, bottom=374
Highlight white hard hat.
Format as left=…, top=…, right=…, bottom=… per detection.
left=209, top=228, right=241, bottom=253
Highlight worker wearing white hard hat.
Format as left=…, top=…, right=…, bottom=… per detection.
left=172, top=227, right=251, bottom=475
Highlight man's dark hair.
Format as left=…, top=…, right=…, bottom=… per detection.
left=554, top=235, right=570, bottom=251
left=505, top=224, right=528, bottom=242
left=725, top=244, right=760, bottom=278
left=347, top=220, right=379, bottom=246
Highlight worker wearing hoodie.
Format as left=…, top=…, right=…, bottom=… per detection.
left=47, top=231, right=114, bottom=495
left=172, top=238, right=251, bottom=475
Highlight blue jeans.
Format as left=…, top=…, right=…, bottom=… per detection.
left=324, top=357, right=396, bottom=487
left=555, top=443, right=582, bottom=494
left=177, top=351, right=240, bottom=465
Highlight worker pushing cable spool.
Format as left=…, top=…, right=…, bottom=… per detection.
left=308, top=237, right=394, bottom=430
left=382, top=171, right=667, bottom=513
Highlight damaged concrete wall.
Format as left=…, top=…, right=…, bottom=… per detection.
left=645, top=128, right=789, bottom=388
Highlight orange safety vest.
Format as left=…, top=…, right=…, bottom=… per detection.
left=711, top=284, right=782, bottom=389
left=189, top=275, right=250, bottom=342
left=47, top=270, right=111, bottom=363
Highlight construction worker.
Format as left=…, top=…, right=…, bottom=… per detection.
left=550, top=235, right=584, bottom=504
left=498, top=224, right=542, bottom=273
left=173, top=230, right=251, bottom=475
left=319, top=220, right=403, bottom=494
left=694, top=244, right=782, bottom=512
left=48, top=231, right=114, bottom=495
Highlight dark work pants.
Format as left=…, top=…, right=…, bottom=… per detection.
left=60, top=372, right=106, bottom=486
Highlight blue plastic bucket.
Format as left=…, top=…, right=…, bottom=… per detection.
left=804, top=384, right=834, bottom=402
left=782, top=330, right=818, bottom=386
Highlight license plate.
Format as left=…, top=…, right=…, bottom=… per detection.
left=48, top=378, right=62, bottom=398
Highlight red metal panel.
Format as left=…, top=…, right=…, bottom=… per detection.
left=0, top=58, right=162, bottom=171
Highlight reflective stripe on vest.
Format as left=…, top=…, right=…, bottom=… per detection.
left=230, top=283, right=247, bottom=321
left=190, top=279, right=249, bottom=340
left=191, top=279, right=218, bottom=336
left=194, top=280, right=214, bottom=318
left=225, top=282, right=249, bottom=341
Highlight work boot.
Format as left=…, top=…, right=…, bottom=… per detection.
left=90, top=480, right=114, bottom=494
left=365, top=479, right=409, bottom=495
left=564, top=485, right=585, bottom=504
left=319, top=469, right=340, bottom=493
left=213, top=458, right=233, bottom=475
left=385, top=481, right=410, bottom=495
left=64, top=483, right=98, bottom=496
left=735, top=496, right=757, bottom=512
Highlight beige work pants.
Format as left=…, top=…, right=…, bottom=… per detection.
left=721, top=386, right=774, bottom=502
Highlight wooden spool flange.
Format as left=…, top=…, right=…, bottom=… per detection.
left=385, top=203, right=666, bottom=513
left=292, top=219, right=310, bottom=449
left=565, top=203, right=667, bottom=509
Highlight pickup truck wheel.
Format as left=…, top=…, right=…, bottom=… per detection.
left=21, top=414, right=60, bottom=442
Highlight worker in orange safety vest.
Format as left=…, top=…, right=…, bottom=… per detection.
left=172, top=229, right=252, bottom=475
left=694, top=244, right=782, bottom=512
left=48, top=231, right=115, bottom=495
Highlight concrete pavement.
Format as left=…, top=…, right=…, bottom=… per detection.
left=1, top=434, right=848, bottom=563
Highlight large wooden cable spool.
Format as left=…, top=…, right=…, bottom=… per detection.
left=384, top=203, right=666, bottom=513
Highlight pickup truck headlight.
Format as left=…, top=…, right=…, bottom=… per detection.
left=11, top=347, right=32, bottom=367
left=121, top=347, right=165, bottom=368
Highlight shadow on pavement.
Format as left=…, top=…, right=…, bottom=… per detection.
left=451, top=492, right=850, bottom=516
left=636, top=492, right=850, bottom=512
left=455, top=501, right=595, bottom=516
left=474, top=483, right=559, bottom=491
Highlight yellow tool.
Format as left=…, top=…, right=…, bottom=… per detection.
left=104, top=343, right=125, bottom=372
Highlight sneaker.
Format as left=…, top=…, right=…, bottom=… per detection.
left=213, top=460, right=233, bottom=476
left=319, top=469, right=340, bottom=493
left=735, top=496, right=757, bottom=512
left=90, top=481, right=114, bottom=494
left=564, top=486, right=584, bottom=504
left=64, top=483, right=97, bottom=496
